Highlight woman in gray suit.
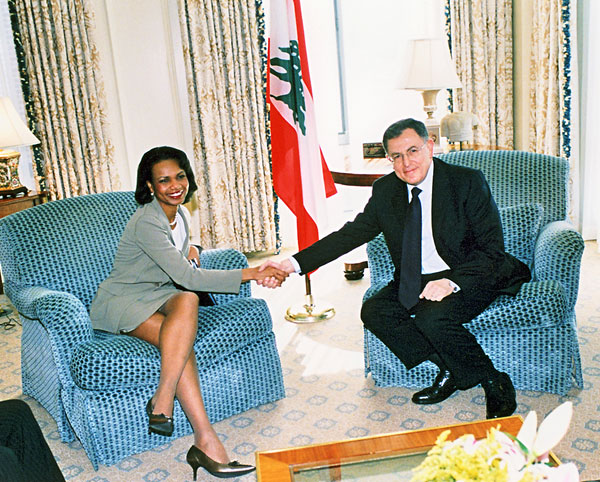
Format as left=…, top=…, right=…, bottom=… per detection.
left=90, top=146, right=286, bottom=479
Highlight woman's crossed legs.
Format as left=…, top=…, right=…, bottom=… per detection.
left=128, top=291, right=229, bottom=464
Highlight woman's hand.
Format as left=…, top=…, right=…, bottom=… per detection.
left=187, top=245, right=200, bottom=261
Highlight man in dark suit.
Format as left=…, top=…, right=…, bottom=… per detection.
left=277, top=118, right=530, bottom=419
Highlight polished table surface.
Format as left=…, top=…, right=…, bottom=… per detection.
left=255, top=416, right=526, bottom=481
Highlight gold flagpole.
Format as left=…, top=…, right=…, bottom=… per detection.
left=285, top=275, right=335, bottom=323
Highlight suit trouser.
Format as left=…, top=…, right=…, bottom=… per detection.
left=361, top=274, right=498, bottom=390
left=0, top=399, right=65, bottom=482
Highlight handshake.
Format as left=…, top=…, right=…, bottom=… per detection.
left=245, top=259, right=296, bottom=289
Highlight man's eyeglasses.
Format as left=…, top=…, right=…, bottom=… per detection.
left=387, top=143, right=427, bottom=163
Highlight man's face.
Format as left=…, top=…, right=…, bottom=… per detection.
left=386, top=129, right=434, bottom=185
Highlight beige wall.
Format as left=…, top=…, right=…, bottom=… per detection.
left=90, top=0, right=193, bottom=191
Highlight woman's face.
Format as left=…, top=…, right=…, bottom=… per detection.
left=147, top=158, right=189, bottom=210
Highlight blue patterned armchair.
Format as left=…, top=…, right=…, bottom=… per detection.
left=0, top=191, right=285, bottom=469
left=364, top=151, right=584, bottom=395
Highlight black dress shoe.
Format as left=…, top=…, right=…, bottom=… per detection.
left=186, top=445, right=255, bottom=480
left=411, top=369, right=458, bottom=404
left=146, top=399, right=174, bottom=437
left=481, top=372, right=517, bottom=419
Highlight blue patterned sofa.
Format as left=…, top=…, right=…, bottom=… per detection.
left=0, top=191, right=285, bottom=469
left=364, top=150, right=584, bottom=395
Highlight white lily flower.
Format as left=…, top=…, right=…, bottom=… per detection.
left=516, top=401, right=573, bottom=460
left=526, top=460, right=580, bottom=482
left=516, top=409, right=538, bottom=451
left=532, top=401, right=573, bottom=456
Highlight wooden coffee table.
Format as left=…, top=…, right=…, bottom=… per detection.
left=256, top=416, right=526, bottom=481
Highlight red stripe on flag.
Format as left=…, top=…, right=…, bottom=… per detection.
left=269, top=0, right=337, bottom=256
left=291, top=0, right=313, bottom=93
left=270, top=105, right=319, bottom=251
left=321, top=150, right=337, bottom=198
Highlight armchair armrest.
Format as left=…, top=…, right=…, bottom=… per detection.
left=199, top=248, right=251, bottom=300
left=6, top=283, right=93, bottom=388
left=534, top=221, right=584, bottom=311
left=199, top=248, right=249, bottom=270
left=363, top=281, right=389, bottom=303
left=366, top=234, right=394, bottom=287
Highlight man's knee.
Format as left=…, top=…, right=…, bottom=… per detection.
left=360, top=299, right=373, bottom=323
left=360, top=297, right=381, bottom=330
left=0, top=399, right=34, bottom=425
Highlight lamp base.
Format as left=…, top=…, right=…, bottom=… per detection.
left=0, top=149, right=29, bottom=198
left=419, top=90, right=444, bottom=155
left=424, top=118, right=443, bottom=155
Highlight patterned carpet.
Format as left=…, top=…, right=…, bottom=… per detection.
left=0, top=241, right=598, bottom=481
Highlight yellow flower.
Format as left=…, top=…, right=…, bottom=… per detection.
left=411, top=430, right=509, bottom=482
left=410, top=403, right=579, bottom=482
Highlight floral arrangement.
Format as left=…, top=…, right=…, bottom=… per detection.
left=411, top=402, right=579, bottom=482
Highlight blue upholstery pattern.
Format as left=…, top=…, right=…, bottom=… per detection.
left=0, top=192, right=285, bottom=469
left=363, top=151, right=584, bottom=395
left=498, top=203, right=543, bottom=266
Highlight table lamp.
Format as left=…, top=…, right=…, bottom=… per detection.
left=398, top=38, right=462, bottom=153
left=0, top=96, right=40, bottom=197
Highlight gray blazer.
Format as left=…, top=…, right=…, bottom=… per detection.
left=90, top=198, right=242, bottom=333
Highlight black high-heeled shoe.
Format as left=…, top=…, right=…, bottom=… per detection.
left=145, top=399, right=174, bottom=437
left=186, top=445, right=255, bottom=480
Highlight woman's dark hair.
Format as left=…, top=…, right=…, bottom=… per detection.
left=382, top=118, right=429, bottom=153
left=135, top=146, right=198, bottom=205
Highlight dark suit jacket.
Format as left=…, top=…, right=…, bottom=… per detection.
left=294, top=158, right=530, bottom=297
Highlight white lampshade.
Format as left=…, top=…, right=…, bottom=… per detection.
left=0, top=96, right=40, bottom=149
left=399, top=38, right=462, bottom=90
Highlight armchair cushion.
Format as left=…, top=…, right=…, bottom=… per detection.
left=71, top=298, right=272, bottom=390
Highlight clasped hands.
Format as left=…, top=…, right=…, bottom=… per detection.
left=248, top=259, right=457, bottom=297
left=251, top=259, right=295, bottom=289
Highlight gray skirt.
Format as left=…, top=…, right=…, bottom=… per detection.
left=90, top=284, right=181, bottom=334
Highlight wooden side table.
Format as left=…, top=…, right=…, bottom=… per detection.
left=0, top=191, right=49, bottom=293
left=330, top=169, right=388, bottom=279
left=0, top=191, right=49, bottom=218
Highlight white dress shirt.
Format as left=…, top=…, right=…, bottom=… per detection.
left=408, top=162, right=450, bottom=274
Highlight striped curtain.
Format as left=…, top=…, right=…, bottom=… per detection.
left=177, top=0, right=275, bottom=252
left=8, top=0, right=118, bottom=199
left=446, top=0, right=514, bottom=149
left=528, top=0, right=572, bottom=159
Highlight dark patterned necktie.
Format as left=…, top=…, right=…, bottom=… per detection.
left=398, top=187, right=422, bottom=309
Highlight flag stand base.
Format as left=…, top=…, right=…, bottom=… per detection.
left=285, top=276, right=335, bottom=324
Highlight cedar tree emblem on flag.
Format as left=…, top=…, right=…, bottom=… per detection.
left=268, top=0, right=336, bottom=252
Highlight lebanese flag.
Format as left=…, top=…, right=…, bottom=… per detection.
left=268, top=0, right=337, bottom=252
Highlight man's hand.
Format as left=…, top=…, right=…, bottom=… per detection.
left=255, top=259, right=296, bottom=288
left=277, top=258, right=296, bottom=274
left=249, top=260, right=287, bottom=288
left=419, top=278, right=455, bottom=302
